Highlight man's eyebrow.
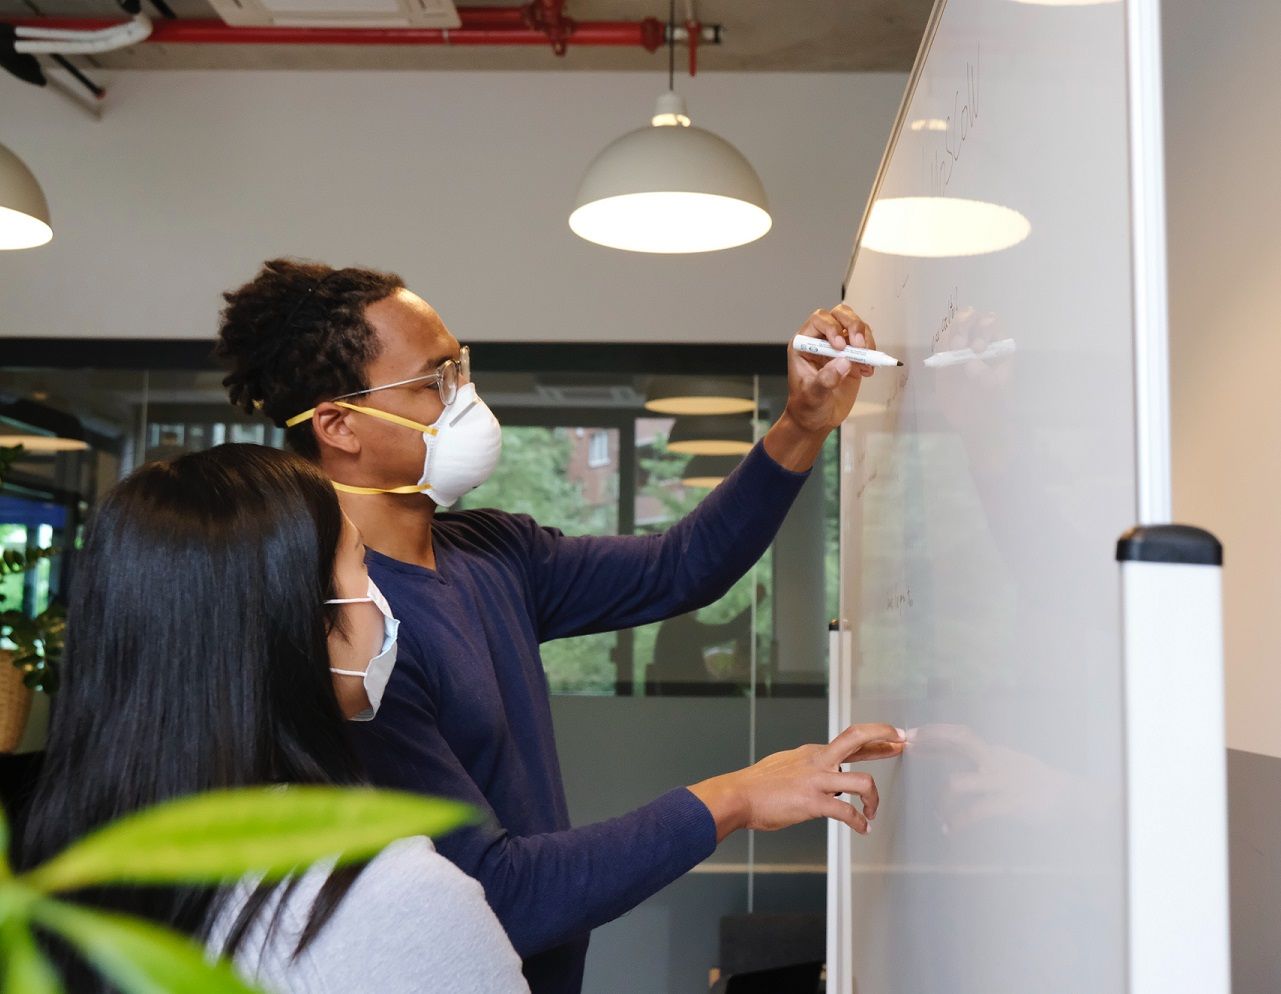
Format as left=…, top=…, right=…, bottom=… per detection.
left=414, top=350, right=454, bottom=375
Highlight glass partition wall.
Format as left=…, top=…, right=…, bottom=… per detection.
left=1, top=346, right=837, bottom=993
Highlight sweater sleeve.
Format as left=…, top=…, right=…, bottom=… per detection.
left=526, top=440, right=810, bottom=642
left=348, top=657, right=717, bottom=959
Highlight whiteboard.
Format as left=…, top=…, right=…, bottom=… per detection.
left=833, top=0, right=1183, bottom=991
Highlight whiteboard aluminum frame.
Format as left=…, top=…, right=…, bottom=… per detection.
left=1119, top=6, right=1230, bottom=994
left=1125, top=0, right=1173, bottom=526
left=826, top=625, right=852, bottom=994
left=841, top=0, right=948, bottom=300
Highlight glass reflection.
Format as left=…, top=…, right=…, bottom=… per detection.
left=863, top=196, right=1031, bottom=258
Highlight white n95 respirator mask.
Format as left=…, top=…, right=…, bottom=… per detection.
left=413, top=382, right=503, bottom=508
left=326, top=579, right=400, bottom=722
left=288, top=380, right=503, bottom=508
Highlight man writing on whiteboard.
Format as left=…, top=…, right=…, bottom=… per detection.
left=215, top=258, right=905, bottom=994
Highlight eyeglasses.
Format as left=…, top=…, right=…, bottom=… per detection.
left=332, top=346, right=471, bottom=408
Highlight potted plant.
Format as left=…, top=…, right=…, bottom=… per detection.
left=0, top=444, right=65, bottom=752
left=0, top=785, right=476, bottom=992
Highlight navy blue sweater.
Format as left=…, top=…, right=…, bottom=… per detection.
left=349, top=441, right=809, bottom=994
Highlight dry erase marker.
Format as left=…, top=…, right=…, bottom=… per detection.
left=792, top=334, right=903, bottom=368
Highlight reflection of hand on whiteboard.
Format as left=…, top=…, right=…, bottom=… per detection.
left=909, top=723, right=1090, bottom=835
left=924, top=338, right=1017, bottom=368
left=686, top=722, right=906, bottom=842
left=764, top=304, right=884, bottom=472
left=931, top=307, right=1017, bottom=465
left=928, top=305, right=1015, bottom=384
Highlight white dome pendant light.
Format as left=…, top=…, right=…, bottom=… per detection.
left=0, top=142, right=52, bottom=250
left=569, top=3, right=770, bottom=254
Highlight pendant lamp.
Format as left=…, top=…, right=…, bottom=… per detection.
left=666, top=414, right=754, bottom=456
left=680, top=454, right=743, bottom=489
left=0, top=143, right=51, bottom=250
left=644, top=376, right=754, bottom=416
left=0, top=435, right=87, bottom=453
left=569, top=4, right=770, bottom=254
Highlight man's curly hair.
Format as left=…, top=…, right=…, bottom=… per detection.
left=215, top=259, right=406, bottom=460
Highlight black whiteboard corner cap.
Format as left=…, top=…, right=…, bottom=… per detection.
left=1116, top=524, right=1223, bottom=566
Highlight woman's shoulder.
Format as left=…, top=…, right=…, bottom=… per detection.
left=214, top=837, right=528, bottom=994
left=353, top=835, right=473, bottom=900
left=305, top=837, right=529, bottom=991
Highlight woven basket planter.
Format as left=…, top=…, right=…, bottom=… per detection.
left=0, top=649, right=34, bottom=753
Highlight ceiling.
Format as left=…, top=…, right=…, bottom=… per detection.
left=0, top=0, right=933, bottom=72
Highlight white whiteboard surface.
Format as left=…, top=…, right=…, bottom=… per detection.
left=834, top=0, right=1171, bottom=991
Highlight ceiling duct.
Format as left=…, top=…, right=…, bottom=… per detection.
left=208, top=0, right=459, bottom=29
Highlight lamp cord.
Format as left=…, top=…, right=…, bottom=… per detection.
left=668, top=0, right=675, bottom=91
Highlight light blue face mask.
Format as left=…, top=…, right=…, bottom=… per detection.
left=326, top=578, right=400, bottom=722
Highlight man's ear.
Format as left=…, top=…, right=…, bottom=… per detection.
left=312, top=403, right=361, bottom=456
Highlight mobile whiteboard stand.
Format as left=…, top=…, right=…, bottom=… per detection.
left=826, top=622, right=853, bottom=994
left=1118, top=526, right=1229, bottom=994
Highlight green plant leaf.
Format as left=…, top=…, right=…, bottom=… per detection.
left=0, top=546, right=60, bottom=578
left=1, top=604, right=66, bottom=696
left=30, top=899, right=261, bottom=994
left=24, top=787, right=478, bottom=893
left=0, top=806, right=10, bottom=881
left=1, top=915, right=63, bottom=994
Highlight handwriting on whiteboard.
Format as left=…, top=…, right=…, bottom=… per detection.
left=856, top=463, right=881, bottom=501
left=928, top=44, right=981, bottom=196
left=884, top=363, right=909, bottom=411
left=884, top=587, right=915, bottom=614
left=932, top=286, right=961, bottom=351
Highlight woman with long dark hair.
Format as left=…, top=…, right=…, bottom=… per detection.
left=19, top=444, right=527, bottom=993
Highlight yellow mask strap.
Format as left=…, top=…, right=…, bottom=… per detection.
left=332, top=481, right=434, bottom=496
left=286, top=401, right=439, bottom=436
left=284, top=401, right=441, bottom=497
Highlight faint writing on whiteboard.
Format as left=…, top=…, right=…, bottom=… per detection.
left=855, top=464, right=880, bottom=501
left=932, top=286, right=961, bottom=350
left=896, top=274, right=911, bottom=299
left=885, top=588, right=915, bottom=613
left=928, top=44, right=981, bottom=196
left=883, top=364, right=909, bottom=411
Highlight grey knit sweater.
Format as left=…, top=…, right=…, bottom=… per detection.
left=206, top=837, right=529, bottom=993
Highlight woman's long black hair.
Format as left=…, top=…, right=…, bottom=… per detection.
left=19, top=444, right=369, bottom=990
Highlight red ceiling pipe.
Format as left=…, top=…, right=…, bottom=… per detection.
left=3, top=10, right=669, bottom=51
left=524, top=0, right=572, bottom=55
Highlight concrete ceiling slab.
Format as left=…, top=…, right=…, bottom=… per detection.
left=0, top=0, right=932, bottom=71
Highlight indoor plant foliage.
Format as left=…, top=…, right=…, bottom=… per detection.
left=0, top=786, right=476, bottom=992
left=0, top=604, right=63, bottom=696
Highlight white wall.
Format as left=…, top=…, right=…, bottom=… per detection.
left=0, top=70, right=905, bottom=345
left=1165, top=5, right=1281, bottom=985
left=1164, top=0, right=1281, bottom=761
